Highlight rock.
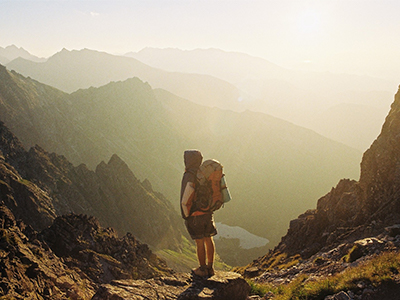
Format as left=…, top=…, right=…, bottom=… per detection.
left=385, top=224, right=400, bottom=237
left=361, top=288, right=375, bottom=300
left=0, top=205, right=95, bottom=299
left=324, top=291, right=352, bottom=300
left=92, top=271, right=251, bottom=300
left=39, top=213, right=172, bottom=285
left=244, top=267, right=260, bottom=278
left=263, top=291, right=275, bottom=299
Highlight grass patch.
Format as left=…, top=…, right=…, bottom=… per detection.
left=233, top=252, right=301, bottom=276
left=247, top=279, right=271, bottom=297
left=248, top=251, right=400, bottom=300
left=19, top=178, right=33, bottom=187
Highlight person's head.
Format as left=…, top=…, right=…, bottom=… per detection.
left=184, top=150, right=203, bottom=170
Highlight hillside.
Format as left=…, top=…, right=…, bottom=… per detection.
left=0, top=121, right=174, bottom=298
left=238, top=86, right=400, bottom=299
left=6, top=48, right=250, bottom=112
left=0, top=64, right=361, bottom=265
left=0, top=119, right=184, bottom=251
left=128, top=47, right=395, bottom=150
left=0, top=206, right=171, bottom=299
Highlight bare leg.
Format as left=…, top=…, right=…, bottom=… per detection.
left=195, top=238, right=206, bottom=266
left=204, top=236, right=215, bottom=266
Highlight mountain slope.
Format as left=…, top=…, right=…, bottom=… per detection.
left=0, top=65, right=361, bottom=262
left=0, top=119, right=184, bottom=251
left=239, top=86, right=400, bottom=298
left=0, top=203, right=171, bottom=299
left=128, top=47, right=395, bottom=151
left=6, top=48, right=250, bottom=112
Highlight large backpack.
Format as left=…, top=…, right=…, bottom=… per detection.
left=191, top=159, right=231, bottom=214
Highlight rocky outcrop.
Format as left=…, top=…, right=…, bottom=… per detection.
left=239, top=86, right=400, bottom=298
left=0, top=120, right=188, bottom=297
left=39, top=213, right=172, bottom=285
left=0, top=204, right=173, bottom=299
left=0, top=205, right=95, bottom=299
left=0, top=123, right=56, bottom=231
left=251, top=86, right=400, bottom=261
left=92, top=272, right=251, bottom=300
left=0, top=120, right=185, bottom=250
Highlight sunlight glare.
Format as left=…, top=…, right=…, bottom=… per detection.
left=297, top=9, right=321, bottom=35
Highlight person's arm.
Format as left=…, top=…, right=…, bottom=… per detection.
left=181, top=181, right=195, bottom=218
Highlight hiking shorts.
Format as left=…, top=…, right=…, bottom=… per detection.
left=185, top=213, right=217, bottom=240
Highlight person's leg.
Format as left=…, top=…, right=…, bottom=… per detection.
left=193, top=238, right=208, bottom=276
left=204, top=236, right=215, bottom=276
left=195, top=238, right=206, bottom=266
left=204, top=236, right=215, bottom=265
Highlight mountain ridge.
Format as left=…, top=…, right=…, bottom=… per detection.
left=0, top=45, right=46, bottom=65
left=6, top=46, right=394, bottom=150
left=127, top=47, right=395, bottom=151
left=238, top=85, right=400, bottom=299
left=0, top=119, right=185, bottom=251
left=6, top=48, right=251, bottom=113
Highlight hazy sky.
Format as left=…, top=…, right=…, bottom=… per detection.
left=1, top=0, right=400, bottom=80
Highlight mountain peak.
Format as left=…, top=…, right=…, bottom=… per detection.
left=108, top=153, right=125, bottom=167
left=0, top=45, right=46, bottom=63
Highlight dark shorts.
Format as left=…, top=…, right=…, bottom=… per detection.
left=185, top=213, right=217, bottom=240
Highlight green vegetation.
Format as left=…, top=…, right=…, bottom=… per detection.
left=18, top=178, right=33, bottom=187
left=248, top=251, right=400, bottom=300
left=247, top=279, right=270, bottom=297
left=342, top=244, right=364, bottom=263
left=156, top=235, right=230, bottom=272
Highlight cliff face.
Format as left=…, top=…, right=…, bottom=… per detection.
left=243, top=87, right=400, bottom=282
left=279, top=87, right=400, bottom=258
left=358, top=87, right=400, bottom=222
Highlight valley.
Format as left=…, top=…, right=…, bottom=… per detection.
left=0, top=62, right=361, bottom=265
left=1, top=45, right=400, bottom=299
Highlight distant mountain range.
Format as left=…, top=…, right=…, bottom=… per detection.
left=0, top=44, right=46, bottom=65
left=5, top=46, right=395, bottom=150
left=126, top=47, right=397, bottom=151
left=0, top=64, right=361, bottom=264
left=6, top=48, right=250, bottom=113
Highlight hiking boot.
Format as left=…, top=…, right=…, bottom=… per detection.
left=192, top=266, right=208, bottom=277
left=207, top=265, right=215, bottom=277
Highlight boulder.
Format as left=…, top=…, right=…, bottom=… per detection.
left=92, top=271, right=251, bottom=300
left=324, top=291, right=351, bottom=300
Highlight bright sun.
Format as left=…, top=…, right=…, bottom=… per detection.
left=297, top=9, right=321, bottom=35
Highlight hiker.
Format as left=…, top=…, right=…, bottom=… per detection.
left=180, top=149, right=217, bottom=277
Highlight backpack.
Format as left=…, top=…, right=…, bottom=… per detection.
left=191, top=159, right=231, bottom=214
